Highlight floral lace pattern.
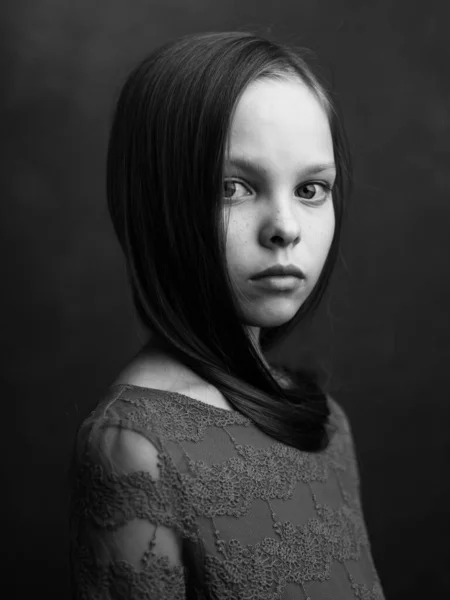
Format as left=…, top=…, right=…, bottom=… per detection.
left=69, top=384, right=385, bottom=599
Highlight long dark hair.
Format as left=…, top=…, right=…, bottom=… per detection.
left=106, top=30, right=352, bottom=453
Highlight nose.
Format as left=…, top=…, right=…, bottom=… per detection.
left=261, top=204, right=301, bottom=248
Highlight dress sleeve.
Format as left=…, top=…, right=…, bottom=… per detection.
left=69, top=421, right=189, bottom=600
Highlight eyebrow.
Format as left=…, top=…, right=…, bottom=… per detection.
left=225, top=156, right=336, bottom=178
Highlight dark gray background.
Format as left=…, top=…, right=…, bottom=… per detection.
left=2, top=1, right=449, bottom=598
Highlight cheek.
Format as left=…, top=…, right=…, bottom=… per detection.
left=224, top=224, right=245, bottom=279
left=311, top=208, right=335, bottom=263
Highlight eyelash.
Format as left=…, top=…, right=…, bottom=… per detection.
left=222, top=178, right=333, bottom=205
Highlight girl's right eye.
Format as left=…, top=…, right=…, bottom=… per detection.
left=222, top=179, right=251, bottom=202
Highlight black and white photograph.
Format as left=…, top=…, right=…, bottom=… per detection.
left=2, top=1, right=449, bottom=598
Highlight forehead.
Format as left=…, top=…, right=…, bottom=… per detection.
left=226, top=78, right=333, bottom=162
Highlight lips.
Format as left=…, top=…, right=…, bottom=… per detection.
left=251, top=264, right=305, bottom=280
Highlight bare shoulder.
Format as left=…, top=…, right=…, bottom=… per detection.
left=111, top=347, right=235, bottom=411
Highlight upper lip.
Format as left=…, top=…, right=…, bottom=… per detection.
left=251, top=264, right=305, bottom=280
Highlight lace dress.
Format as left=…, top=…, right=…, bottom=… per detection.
left=69, top=380, right=385, bottom=599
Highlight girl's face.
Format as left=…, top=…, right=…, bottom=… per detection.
left=223, top=78, right=336, bottom=343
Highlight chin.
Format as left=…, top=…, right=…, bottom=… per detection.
left=249, top=306, right=302, bottom=328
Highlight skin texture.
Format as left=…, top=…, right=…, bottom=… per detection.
left=223, top=77, right=336, bottom=349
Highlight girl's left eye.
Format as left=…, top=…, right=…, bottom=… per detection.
left=296, top=182, right=332, bottom=204
left=222, top=179, right=332, bottom=204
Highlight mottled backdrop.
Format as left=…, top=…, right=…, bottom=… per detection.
left=2, top=0, right=449, bottom=598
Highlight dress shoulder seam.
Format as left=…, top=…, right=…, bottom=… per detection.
left=101, top=384, right=127, bottom=418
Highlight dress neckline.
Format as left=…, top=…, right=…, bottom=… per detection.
left=109, top=382, right=240, bottom=413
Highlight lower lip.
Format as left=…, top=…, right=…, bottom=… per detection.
left=251, top=275, right=304, bottom=291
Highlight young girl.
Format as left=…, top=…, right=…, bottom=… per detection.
left=69, top=31, right=385, bottom=600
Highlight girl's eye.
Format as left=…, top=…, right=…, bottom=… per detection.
left=222, top=180, right=251, bottom=201
left=296, top=182, right=332, bottom=204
